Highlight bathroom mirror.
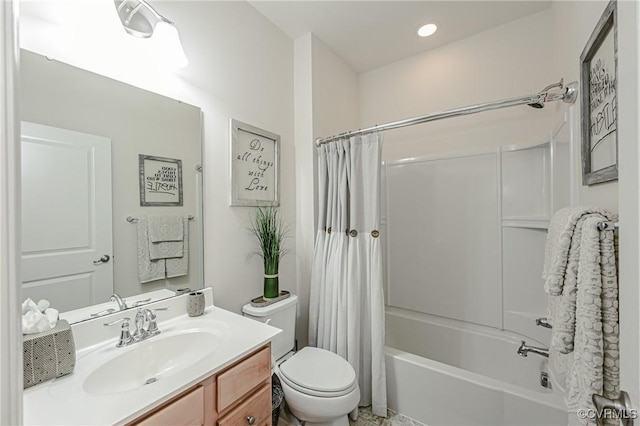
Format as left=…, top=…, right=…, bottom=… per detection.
left=20, top=49, right=204, bottom=323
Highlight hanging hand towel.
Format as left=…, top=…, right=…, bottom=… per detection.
left=147, top=215, right=184, bottom=242
left=166, top=216, right=190, bottom=278
left=148, top=215, right=184, bottom=260
left=137, top=216, right=166, bottom=283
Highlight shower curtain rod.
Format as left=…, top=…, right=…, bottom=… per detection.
left=315, top=79, right=578, bottom=146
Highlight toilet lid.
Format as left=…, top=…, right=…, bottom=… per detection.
left=279, top=347, right=356, bottom=394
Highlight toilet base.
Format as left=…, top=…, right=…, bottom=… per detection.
left=285, top=404, right=349, bottom=426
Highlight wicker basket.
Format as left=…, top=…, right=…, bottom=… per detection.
left=272, top=373, right=285, bottom=425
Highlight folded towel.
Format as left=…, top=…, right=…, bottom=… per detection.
left=148, top=215, right=184, bottom=242
left=137, top=216, right=166, bottom=283
left=137, top=215, right=190, bottom=283
left=22, top=298, right=59, bottom=334
left=166, top=216, right=190, bottom=278
left=148, top=215, right=184, bottom=260
left=149, top=240, right=184, bottom=260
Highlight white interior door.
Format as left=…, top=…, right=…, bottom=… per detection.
left=21, top=121, right=113, bottom=312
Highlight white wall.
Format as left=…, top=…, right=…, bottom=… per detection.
left=551, top=0, right=618, bottom=211
left=358, top=10, right=559, bottom=161
left=19, top=1, right=295, bottom=315
left=294, top=33, right=358, bottom=345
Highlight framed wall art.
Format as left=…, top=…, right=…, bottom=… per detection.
left=139, top=154, right=183, bottom=206
left=229, top=119, right=280, bottom=207
left=580, top=0, right=618, bottom=185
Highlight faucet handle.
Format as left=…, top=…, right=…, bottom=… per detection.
left=104, top=317, right=133, bottom=347
left=131, top=298, right=151, bottom=308
left=145, top=307, right=169, bottom=335
left=535, top=317, right=552, bottom=329
left=104, top=317, right=131, bottom=327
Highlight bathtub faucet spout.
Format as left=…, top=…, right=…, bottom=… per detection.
left=517, top=341, right=549, bottom=358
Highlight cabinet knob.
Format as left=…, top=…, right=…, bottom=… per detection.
left=247, top=416, right=255, bottom=425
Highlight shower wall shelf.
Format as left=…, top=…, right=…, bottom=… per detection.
left=501, top=218, right=550, bottom=229
left=501, top=117, right=571, bottom=344
left=382, top=115, right=572, bottom=345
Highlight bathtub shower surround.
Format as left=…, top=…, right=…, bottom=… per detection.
left=543, top=207, right=619, bottom=423
left=385, top=311, right=567, bottom=426
left=309, top=133, right=387, bottom=417
left=383, top=135, right=571, bottom=425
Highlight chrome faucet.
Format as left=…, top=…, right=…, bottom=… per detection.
left=104, top=307, right=169, bottom=347
left=517, top=341, right=549, bottom=358
left=110, top=293, right=127, bottom=311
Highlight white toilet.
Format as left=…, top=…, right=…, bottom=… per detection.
left=242, top=294, right=360, bottom=426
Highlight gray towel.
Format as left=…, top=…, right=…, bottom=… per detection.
left=148, top=215, right=184, bottom=260
left=166, top=217, right=189, bottom=278
left=565, top=216, right=619, bottom=422
left=137, top=217, right=165, bottom=283
left=137, top=215, right=190, bottom=283
left=544, top=208, right=619, bottom=423
left=543, top=206, right=616, bottom=296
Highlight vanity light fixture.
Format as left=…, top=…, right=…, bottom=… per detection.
left=417, top=23, right=438, bottom=37
left=113, top=0, right=188, bottom=67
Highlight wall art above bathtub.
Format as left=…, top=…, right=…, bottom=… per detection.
left=580, top=0, right=618, bottom=186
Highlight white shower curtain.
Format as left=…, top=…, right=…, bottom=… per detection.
left=308, top=133, right=387, bottom=417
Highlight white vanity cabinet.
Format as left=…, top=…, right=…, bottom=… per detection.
left=130, top=345, right=272, bottom=426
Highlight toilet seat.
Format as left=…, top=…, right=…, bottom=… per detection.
left=278, top=347, right=357, bottom=398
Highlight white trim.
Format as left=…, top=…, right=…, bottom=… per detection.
left=617, top=0, right=640, bottom=408
left=0, top=0, right=23, bottom=423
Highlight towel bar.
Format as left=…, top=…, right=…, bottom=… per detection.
left=126, top=215, right=194, bottom=223
left=597, top=221, right=619, bottom=231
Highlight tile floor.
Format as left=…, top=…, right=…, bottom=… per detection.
left=277, top=404, right=425, bottom=426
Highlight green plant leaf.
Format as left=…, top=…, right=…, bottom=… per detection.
left=249, top=206, right=290, bottom=274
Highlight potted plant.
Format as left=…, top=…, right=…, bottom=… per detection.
left=249, top=206, right=289, bottom=299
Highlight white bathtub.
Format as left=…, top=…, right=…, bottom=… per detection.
left=385, top=307, right=568, bottom=426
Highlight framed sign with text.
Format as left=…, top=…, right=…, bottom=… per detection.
left=139, top=154, right=183, bottom=206
left=230, top=119, right=280, bottom=207
left=580, top=0, right=618, bottom=185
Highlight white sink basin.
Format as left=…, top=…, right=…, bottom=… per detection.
left=83, top=330, right=221, bottom=395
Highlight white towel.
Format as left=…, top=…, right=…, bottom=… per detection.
left=544, top=208, right=619, bottom=424
left=22, top=298, right=59, bottom=334
left=137, top=216, right=166, bottom=283
left=148, top=215, right=184, bottom=260
left=564, top=216, right=619, bottom=423
left=166, top=216, right=189, bottom=278
left=543, top=206, right=615, bottom=296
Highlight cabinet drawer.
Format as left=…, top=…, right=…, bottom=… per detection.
left=135, top=386, right=204, bottom=426
left=217, top=346, right=270, bottom=412
left=217, top=383, right=271, bottom=426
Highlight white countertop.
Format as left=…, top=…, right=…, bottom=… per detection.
left=23, top=290, right=281, bottom=425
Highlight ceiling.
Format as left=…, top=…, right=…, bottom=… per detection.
left=249, top=1, right=552, bottom=73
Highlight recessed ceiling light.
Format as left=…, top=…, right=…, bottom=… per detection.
left=417, top=23, right=438, bottom=37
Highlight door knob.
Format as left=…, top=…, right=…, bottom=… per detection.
left=592, top=390, right=635, bottom=426
left=93, top=255, right=111, bottom=265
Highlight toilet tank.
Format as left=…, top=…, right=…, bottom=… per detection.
left=242, top=294, right=297, bottom=361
